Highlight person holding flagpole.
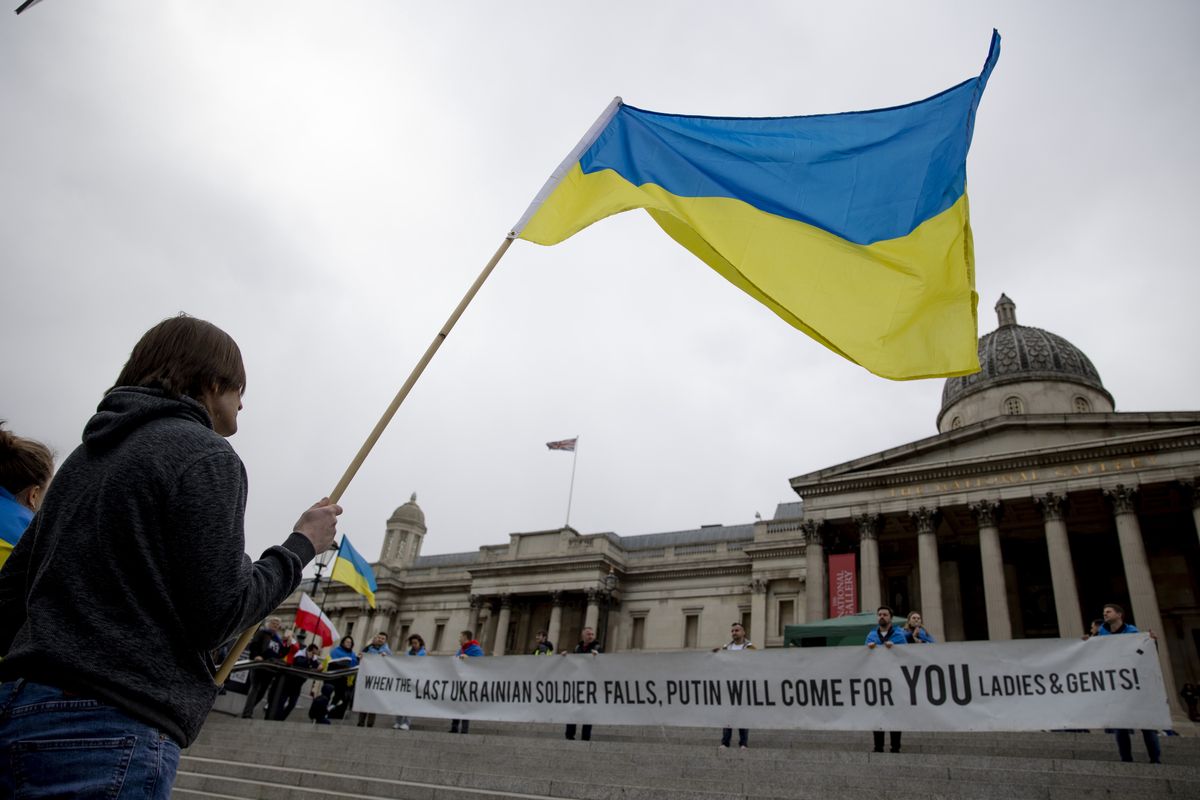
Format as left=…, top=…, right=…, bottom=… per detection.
left=0, top=314, right=341, bottom=799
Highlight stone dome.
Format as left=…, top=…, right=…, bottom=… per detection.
left=937, top=295, right=1113, bottom=430
left=388, top=492, right=425, bottom=528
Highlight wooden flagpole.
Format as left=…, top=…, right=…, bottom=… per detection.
left=213, top=235, right=516, bottom=684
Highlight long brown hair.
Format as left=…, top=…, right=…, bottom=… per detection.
left=0, top=422, right=54, bottom=495
left=112, top=314, right=245, bottom=400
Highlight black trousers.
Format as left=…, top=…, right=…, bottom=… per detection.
left=565, top=724, right=592, bottom=741
left=266, top=677, right=304, bottom=721
left=241, top=671, right=277, bottom=719
left=721, top=728, right=749, bottom=747
left=873, top=731, right=901, bottom=752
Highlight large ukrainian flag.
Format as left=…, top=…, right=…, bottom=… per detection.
left=513, top=32, right=1000, bottom=381
left=330, top=535, right=377, bottom=608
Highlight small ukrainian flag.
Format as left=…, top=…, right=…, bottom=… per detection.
left=330, top=535, right=377, bottom=608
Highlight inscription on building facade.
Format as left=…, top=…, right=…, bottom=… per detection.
left=887, top=455, right=1158, bottom=498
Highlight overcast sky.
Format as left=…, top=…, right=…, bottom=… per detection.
left=3, top=2, right=1198, bottom=574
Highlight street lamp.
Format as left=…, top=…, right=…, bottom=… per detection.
left=311, top=541, right=338, bottom=604
left=599, top=568, right=620, bottom=649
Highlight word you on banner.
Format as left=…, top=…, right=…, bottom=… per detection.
left=354, top=635, right=1168, bottom=732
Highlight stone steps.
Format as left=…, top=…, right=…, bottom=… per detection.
left=173, top=716, right=1198, bottom=800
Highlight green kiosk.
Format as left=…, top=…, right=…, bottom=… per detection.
left=783, top=612, right=877, bottom=648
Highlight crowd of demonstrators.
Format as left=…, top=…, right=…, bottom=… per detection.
left=1090, top=603, right=1162, bottom=764
left=357, top=632, right=393, bottom=727
left=0, top=315, right=341, bottom=799
left=713, top=622, right=755, bottom=750
left=450, top=630, right=485, bottom=734
left=0, top=423, right=54, bottom=574
left=866, top=605, right=909, bottom=753
left=393, top=634, right=427, bottom=730
left=562, top=626, right=602, bottom=741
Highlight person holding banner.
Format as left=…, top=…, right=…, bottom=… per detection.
left=0, top=314, right=341, bottom=799
left=563, top=626, right=602, bottom=741
left=450, top=630, right=484, bottom=734
left=1094, top=603, right=1162, bottom=764
left=325, top=636, right=359, bottom=720
left=713, top=622, right=756, bottom=750
left=532, top=630, right=554, bottom=655
left=393, top=634, right=427, bottom=731
left=866, top=606, right=908, bottom=753
left=356, top=632, right=392, bottom=728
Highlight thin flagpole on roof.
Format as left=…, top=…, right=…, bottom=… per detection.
left=565, top=436, right=580, bottom=528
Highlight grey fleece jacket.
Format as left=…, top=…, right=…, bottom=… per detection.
left=0, top=387, right=315, bottom=745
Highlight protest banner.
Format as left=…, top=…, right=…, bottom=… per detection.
left=353, top=635, right=1168, bottom=732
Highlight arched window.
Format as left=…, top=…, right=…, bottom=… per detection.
left=951, top=416, right=963, bottom=429
left=1073, top=396, right=1091, bottom=413
left=1003, top=396, right=1024, bottom=416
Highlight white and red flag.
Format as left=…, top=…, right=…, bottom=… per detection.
left=295, top=592, right=339, bottom=647
left=546, top=438, right=577, bottom=452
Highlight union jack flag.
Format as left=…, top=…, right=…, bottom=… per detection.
left=546, top=438, right=577, bottom=452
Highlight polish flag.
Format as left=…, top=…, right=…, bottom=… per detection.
left=295, top=592, right=339, bottom=647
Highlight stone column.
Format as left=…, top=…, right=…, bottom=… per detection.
left=939, top=544, right=964, bottom=643
left=969, top=500, right=1012, bottom=640
left=514, top=599, right=532, bottom=653
left=547, top=591, right=564, bottom=651
left=379, top=605, right=398, bottom=646
left=467, top=594, right=482, bottom=637
left=1104, top=484, right=1181, bottom=712
left=910, top=507, right=944, bottom=639
left=1183, top=479, right=1200, bottom=549
left=750, top=578, right=768, bottom=647
left=1035, top=492, right=1083, bottom=639
left=492, top=595, right=513, bottom=656
left=1004, top=564, right=1023, bottom=637
left=584, top=588, right=601, bottom=632
left=483, top=599, right=500, bottom=653
left=855, top=514, right=882, bottom=613
left=801, top=520, right=827, bottom=622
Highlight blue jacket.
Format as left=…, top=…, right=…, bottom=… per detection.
left=457, top=640, right=484, bottom=657
left=328, top=645, right=359, bottom=667
left=362, top=643, right=392, bottom=656
left=406, top=646, right=427, bottom=656
left=1096, top=622, right=1139, bottom=636
left=866, top=626, right=908, bottom=646
left=905, top=627, right=935, bottom=644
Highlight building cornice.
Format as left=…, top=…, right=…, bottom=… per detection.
left=792, top=423, right=1200, bottom=498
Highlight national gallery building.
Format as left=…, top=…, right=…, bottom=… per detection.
left=278, top=296, right=1200, bottom=711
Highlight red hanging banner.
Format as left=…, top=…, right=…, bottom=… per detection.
left=828, top=553, right=858, bottom=617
